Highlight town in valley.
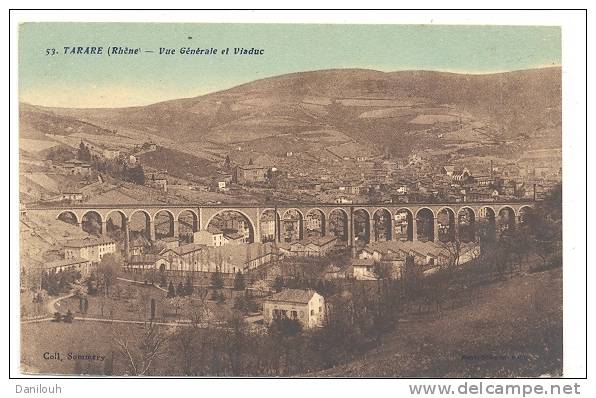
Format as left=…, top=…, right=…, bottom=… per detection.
left=19, top=67, right=563, bottom=377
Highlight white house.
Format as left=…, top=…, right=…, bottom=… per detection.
left=263, top=289, right=325, bottom=329
left=351, top=258, right=377, bottom=280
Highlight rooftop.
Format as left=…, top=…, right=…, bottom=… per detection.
left=224, top=232, right=245, bottom=240
left=266, top=289, right=318, bottom=304
left=351, top=258, right=375, bottom=267
left=238, top=164, right=270, bottom=170
left=64, top=236, right=115, bottom=248
left=160, top=237, right=179, bottom=243
left=45, top=256, right=89, bottom=269
left=129, top=254, right=164, bottom=264
left=162, top=243, right=206, bottom=256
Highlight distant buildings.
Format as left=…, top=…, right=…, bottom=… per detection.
left=63, top=236, right=116, bottom=263
left=44, top=257, right=92, bottom=276
left=53, top=191, right=84, bottom=203
left=159, top=243, right=206, bottom=274
left=350, top=258, right=377, bottom=280
left=260, top=219, right=276, bottom=241
left=127, top=254, right=169, bottom=272
left=157, top=237, right=180, bottom=251
left=194, top=227, right=225, bottom=247
left=278, top=236, right=338, bottom=257
left=344, top=239, right=480, bottom=280
left=102, top=148, right=120, bottom=160
left=224, top=231, right=249, bottom=245
left=53, top=159, right=91, bottom=176
left=263, top=289, right=325, bottom=329
left=145, top=171, right=168, bottom=192
left=233, top=164, right=272, bottom=184
left=156, top=241, right=278, bottom=275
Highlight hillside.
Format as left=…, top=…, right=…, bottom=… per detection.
left=313, top=267, right=563, bottom=377
left=20, top=67, right=561, bottom=166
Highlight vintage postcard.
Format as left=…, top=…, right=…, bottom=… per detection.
left=17, top=21, right=566, bottom=378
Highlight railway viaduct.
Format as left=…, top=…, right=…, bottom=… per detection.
left=23, top=201, right=535, bottom=253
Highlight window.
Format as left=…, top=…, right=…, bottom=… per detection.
left=310, top=309, right=315, bottom=316
left=291, top=310, right=298, bottom=319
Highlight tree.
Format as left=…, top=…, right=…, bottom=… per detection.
left=112, top=322, right=166, bottom=376
left=233, top=271, right=245, bottom=291
left=168, top=296, right=184, bottom=320
left=150, top=298, right=156, bottom=320
left=167, top=281, right=176, bottom=298
left=440, top=238, right=463, bottom=268
left=273, top=276, right=284, bottom=292
left=269, top=315, right=303, bottom=337
left=173, top=325, right=198, bottom=376
left=97, top=254, right=120, bottom=297
left=222, top=312, right=248, bottom=375
left=211, top=268, right=224, bottom=289
left=46, top=146, right=75, bottom=162
left=77, top=141, right=91, bottom=161
left=184, top=275, right=194, bottom=296
left=176, top=281, right=185, bottom=297
left=63, top=310, right=74, bottom=323
left=524, top=184, right=562, bottom=270
left=129, top=164, right=146, bottom=185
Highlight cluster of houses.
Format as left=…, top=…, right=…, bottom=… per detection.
left=193, top=225, right=250, bottom=247
left=126, top=230, right=280, bottom=276
left=277, top=236, right=339, bottom=257
left=324, top=239, right=477, bottom=281
left=51, top=159, right=92, bottom=176
left=44, top=235, right=117, bottom=276
left=213, top=147, right=559, bottom=205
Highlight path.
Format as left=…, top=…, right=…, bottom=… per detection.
left=45, top=292, right=75, bottom=314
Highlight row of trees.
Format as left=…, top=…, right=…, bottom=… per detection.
left=41, top=269, right=81, bottom=296
left=166, top=277, right=194, bottom=298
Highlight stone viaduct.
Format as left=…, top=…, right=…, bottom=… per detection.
left=24, top=201, right=535, bottom=254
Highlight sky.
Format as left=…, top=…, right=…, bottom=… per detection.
left=19, top=23, right=561, bottom=108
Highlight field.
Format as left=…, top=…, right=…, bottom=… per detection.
left=54, top=279, right=243, bottom=324
left=19, top=138, right=61, bottom=153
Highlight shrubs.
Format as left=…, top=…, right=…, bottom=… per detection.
left=166, top=278, right=195, bottom=298
left=233, top=293, right=258, bottom=314
left=52, top=310, right=74, bottom=323
left=210, top=290, right=225, bottom=304
left=211, top=270, right=224, bottom=289
left=41, top=269, right=81, bottom=296
left=233, top=272, right=245, bottom=291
